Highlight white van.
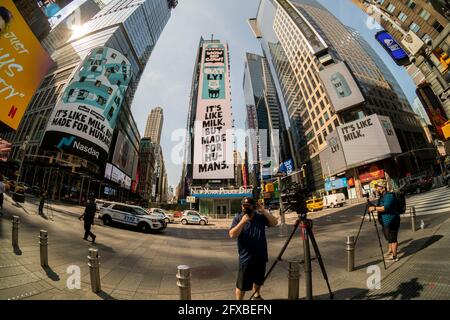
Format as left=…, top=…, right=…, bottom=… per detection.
left=323, top=193, right=346, bottom=208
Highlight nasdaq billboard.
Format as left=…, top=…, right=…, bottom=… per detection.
left=375, top=31, right=410, bottom=66
left=41, top=47, right=132, bottom=164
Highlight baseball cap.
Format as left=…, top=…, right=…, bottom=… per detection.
left=241, top=197, right=255, bottom=206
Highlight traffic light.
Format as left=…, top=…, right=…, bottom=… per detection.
left=433, top=48, right=450, bottom=73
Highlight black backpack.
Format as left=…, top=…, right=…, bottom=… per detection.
left=393, top=191, right=406, bottom=215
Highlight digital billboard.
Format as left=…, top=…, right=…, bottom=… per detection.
left=41, top=47, right=132, bottom=164
left=0, top=0, right=53, bottom=131
left=319, top=62, right=365, bottom=113
left=193, top=41, right=234, bottom=179
left=112, top=130, right=139, bottom=179
left=375, top=31, right=410, bottom=66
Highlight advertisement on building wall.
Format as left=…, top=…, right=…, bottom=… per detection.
left=193, top=42, right=234, bottom=179
left=318, top=61, right=365, bottom=113
left=104, top=162, right=131, bottom=190
left=324, top=177, right=348, bottom=192
left=112, top=130, right=139, bottom=180
left=0, top=0, right=53, bottom=131
left=41, top=47, right=132, bottom=164
left=416, top=84, right=449, bottom=141
left=375, top=30, right=410, bottom=66
left=319, top=114, right=401, bottom=175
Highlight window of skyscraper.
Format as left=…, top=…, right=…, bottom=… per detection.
left=432, top=21, right=444, bottom=33
left=386, top=4, right=396, bottom=14
left=405, top=1, right=415, bottom=9
left=328, top=124, right=333, bottom=133
left=418, top=9, right=430, bottom=21
left=317, top=133, right=323, bottom=144
left=397, top=12, right=407, bottom=22
left=409, top=22, right=420, bottom=33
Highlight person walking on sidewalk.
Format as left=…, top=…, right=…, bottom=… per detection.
left=369, top=180, right=401, bottom=262
left=38, top=189, right=47, bottom=216
left=79, top=195, right=96, bottom=243
left=229, top=197, right=278, bottom=300
left=0, top=175, right=5, bottom=216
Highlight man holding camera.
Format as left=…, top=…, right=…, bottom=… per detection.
left=229, top=197, right=278, bottom=300
left=368, top=180, right=400, bottom=262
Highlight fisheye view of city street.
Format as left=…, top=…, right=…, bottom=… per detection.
left=1, top=0, right=450, bottom=312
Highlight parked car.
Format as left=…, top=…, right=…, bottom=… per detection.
left=173, top=211, right=183, bottom=218
left=322, top=193, right=346, bottom=208
left=30, top=185, right=41, bottom=196
left=306, top=198, right=323, bottom=212
left=444, top=173, right=450, bottom=187
left=98, top=203, right=166, bottom=233
left=180, top=210, right=208, bottom=225
left=148, top=208, right=174, bottom=223
left=400, top=176, right=433, bottom=194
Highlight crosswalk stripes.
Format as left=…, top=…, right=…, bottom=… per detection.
left=405, top=187, right=450, bottom=216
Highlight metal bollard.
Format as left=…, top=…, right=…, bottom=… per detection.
left=39, top=230, right=48, bottom=267
left=176, top=265, right=191, bottom=300
left=87, top=248, right=101, bottom=293
left=288, top=260, right=300, bottom=300
left=346, top=236, right=355, bottom=272
left=410, top=206, right=416, bottom=232
left=12, top=216, right=20, bottom=247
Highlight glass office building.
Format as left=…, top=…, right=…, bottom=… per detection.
left=1, top=0, right=177, bottom=202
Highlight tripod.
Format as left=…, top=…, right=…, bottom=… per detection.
left=249, top=211, right=333, bottom=300
left=354, top=199, right=386, bottom=270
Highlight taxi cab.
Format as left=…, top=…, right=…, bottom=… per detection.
left=180, top=210, right=209, bottom=226
left=99, top=203, right=166, bottom=233
left=306, top=198, right=324, bottom=212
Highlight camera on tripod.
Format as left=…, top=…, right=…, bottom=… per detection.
left=280, top=182, right=310, bottom=218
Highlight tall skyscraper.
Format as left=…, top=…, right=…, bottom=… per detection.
left=243, top=52, right=291, bottom=182
left=144, top=107, right=164, bottom=144
left=2, top=0, right=177, bottom=201
left=180, top=37, right=250, bottom=216
left=13, top=0, right=51, bottom=41
left=250, top=0, right=433, bottom=196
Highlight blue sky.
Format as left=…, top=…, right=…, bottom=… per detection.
left=131, top=0, right=418, bottom=189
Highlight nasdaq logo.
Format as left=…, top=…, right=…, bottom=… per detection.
left=57, top=136, right=75, bottom=149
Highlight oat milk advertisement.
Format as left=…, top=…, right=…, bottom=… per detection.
left=193, top=42, right=234, bottom=179
left=41, top=47, right=131, bottom=164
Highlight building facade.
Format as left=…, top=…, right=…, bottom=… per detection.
left=1, top=0, right=177, bottom=202
left=250, top=0, right=433, bottom=198
left=144, top=107, right=164, bottom=144
left=351, top=0, right=450, bottom=119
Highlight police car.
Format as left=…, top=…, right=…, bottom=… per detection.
left=180, top=210, right=209, bottom=226
left=99, top=203, right=166, bottom=233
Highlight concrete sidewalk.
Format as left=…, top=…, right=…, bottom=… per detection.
left=1, top=193, right=449, bottom=300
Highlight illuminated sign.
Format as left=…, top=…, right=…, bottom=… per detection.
left=375, top=31, right=409, bottom=66
left=0, top=0, right=53, bottom=131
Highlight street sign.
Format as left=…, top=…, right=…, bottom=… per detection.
left=186, top=196, right=196, bottom=203
left=439, top=87, right=450, bottom=102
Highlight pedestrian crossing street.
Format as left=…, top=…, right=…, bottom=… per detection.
left=406, top=186, right=450, bottom=216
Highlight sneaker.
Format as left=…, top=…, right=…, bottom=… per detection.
left=83, top=237, right=88, bottom=240
left=252, top=295, right=264, bottom=300
left=386, top=255, right=399, bottom=262
left=91, top=235, right=96, bottom=243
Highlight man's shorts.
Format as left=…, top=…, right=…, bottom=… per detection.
left=382, top=216, right=400, bottom=243
left=236, top=260, right=266, bottom=291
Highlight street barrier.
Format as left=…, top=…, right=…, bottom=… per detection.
left=12, top=216, right=20, bottom=247
left=88, top=248, right=101, bottom=293
left=288, top=260, right=300, bottom=300
left=410, top=206, right=416, bottom=232
left=39, top=230, right=48, bottom=267
left=346, top=236, right=355, bottom=272
left=176, top=265, right=191, bottom=300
